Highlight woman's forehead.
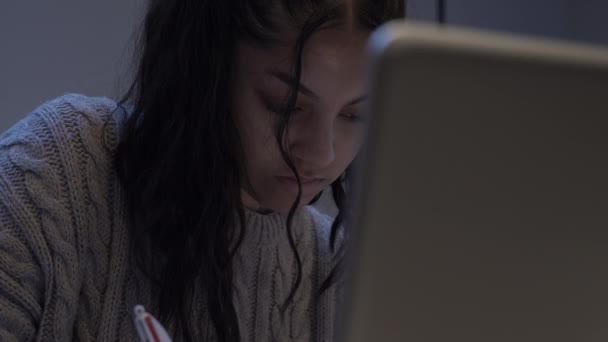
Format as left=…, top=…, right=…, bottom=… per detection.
left=237, top=28, right=369, bottom=76
left=236, top=29, right=369, bottom=109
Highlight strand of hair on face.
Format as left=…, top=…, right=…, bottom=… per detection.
left=345, top=0, right=356, bottom=31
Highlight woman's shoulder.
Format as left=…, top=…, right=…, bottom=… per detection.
left=18, top=93, right=121, bottom=127
left=0, top=92, right=127, bottom=226
left=0, top=93, right=129, bottom=228
left=45, top=93, right=118, bottom=115
left=34, top=93, right=125, bottom=147
left=1, top=93, right=126, bottom=155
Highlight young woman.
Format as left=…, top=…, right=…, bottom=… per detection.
left=0, top=0, right=404, bottom=341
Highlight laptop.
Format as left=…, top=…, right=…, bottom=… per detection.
left=341, top=22, right=608, bottom=342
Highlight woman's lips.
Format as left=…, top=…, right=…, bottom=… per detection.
left=275, top=175, right=324, bottom=194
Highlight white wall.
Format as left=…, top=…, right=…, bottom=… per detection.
left=0, top=1, right=144, bottom=131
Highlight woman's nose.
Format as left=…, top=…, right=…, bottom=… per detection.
left=289, top=117, right=335, bottom=168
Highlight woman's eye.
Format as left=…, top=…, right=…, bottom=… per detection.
left=340, top=110, right=365, bottom=123
left=268, top=103, right=304, bottom=115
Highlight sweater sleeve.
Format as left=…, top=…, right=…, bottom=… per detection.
left=0, top=199, right=44, bottom=342
left=0, top=109, right=53, bottom=340
left=0, top=95, right=119, bottom=341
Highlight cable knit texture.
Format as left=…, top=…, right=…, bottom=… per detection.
left=0, top=94, right=341, bottom=341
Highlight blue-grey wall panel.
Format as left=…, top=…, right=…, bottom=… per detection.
left=0, top=1, right=144, bottom=131
left=407, top=0, right=608, bottom=45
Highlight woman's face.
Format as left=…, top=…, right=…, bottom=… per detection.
left=233, top=27, right=370, bottom=213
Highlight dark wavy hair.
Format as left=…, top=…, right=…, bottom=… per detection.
left=115, top=0, right=405, bottom=341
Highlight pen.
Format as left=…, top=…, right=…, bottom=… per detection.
left=133, top=305, right=172, bottom=342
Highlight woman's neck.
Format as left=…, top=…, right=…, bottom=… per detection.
left=241, top=188, right=274, bottom=215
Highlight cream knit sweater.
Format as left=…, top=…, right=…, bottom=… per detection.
left=0, top=94, right=340, bottom=341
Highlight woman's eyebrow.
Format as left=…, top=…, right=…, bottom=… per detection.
left=265, top=68, right=368, bottom=106
left=346, top=95, right=367, bottom=106
left=265, top=68, right=319, bottom=100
